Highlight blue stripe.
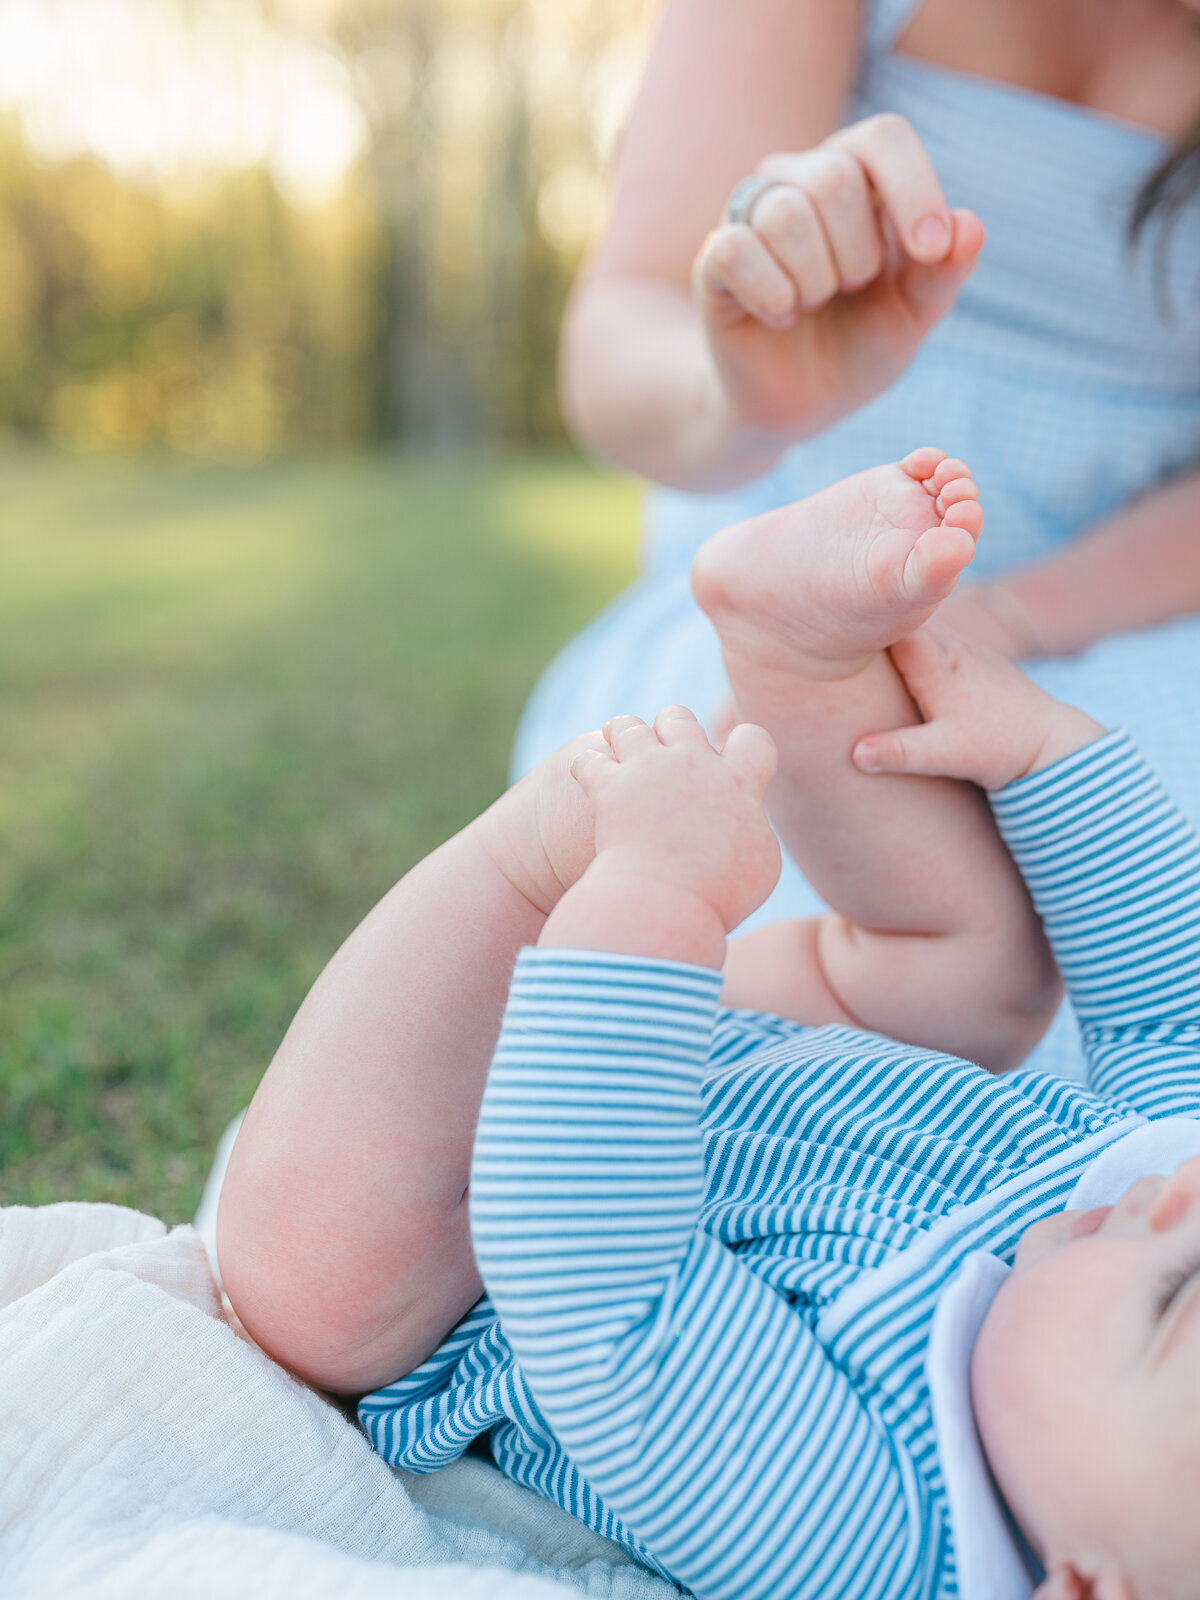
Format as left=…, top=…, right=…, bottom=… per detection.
left=362, top=731, right=1200, bottom=1598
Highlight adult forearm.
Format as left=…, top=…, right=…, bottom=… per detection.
left=561, top=275, right=794, bottom=491
left=1000, top=467, right=1200, bottom=656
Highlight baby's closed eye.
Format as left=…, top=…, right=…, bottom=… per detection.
left=1154, top=1253, right=1200, bottom=1321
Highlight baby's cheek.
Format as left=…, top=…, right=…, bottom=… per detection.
left=1012, top=1209, right=1075, bottom=1271
left=972, top=1264, right=1098, bottom=1502
left=970, top=1286, right=1053, bottom=1519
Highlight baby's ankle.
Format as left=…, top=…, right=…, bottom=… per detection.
left=721, top=636, right=885, bottom=690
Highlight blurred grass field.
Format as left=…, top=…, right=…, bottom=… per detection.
left=0, top=448, right=641, bottom=1222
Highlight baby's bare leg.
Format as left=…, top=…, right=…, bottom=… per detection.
left=693, top=449, right=1061, bottom=1070
left=217, top=735, right=599, bottom=1395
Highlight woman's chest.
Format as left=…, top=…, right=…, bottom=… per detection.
left=894, top=0, right=1200, bottom=138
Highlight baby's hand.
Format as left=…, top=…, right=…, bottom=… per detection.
left=851, top=627, right=1107, bottom=791
left=541, top=708, right=780, bottom=968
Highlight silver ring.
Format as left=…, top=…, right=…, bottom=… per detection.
left=725, top=174, right=791, bottom=227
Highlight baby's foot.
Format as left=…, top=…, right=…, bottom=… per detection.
left=692, top=448, right=982, bottom=679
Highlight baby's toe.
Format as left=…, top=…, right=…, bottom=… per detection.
left=900, top=446, right=946, bottom=482
left=942, top=499, right=983, bottom=538
left=906, top=523, right=978, bottom=597
left=930, top=456, right=971, bottom=492
left=935, top=476, right=979, bottom=510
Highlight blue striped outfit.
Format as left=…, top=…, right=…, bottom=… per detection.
left=360, top=731, right=1200, bottom=1599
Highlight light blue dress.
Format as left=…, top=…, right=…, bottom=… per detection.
left=512, top=0, right=1200, bottom=1075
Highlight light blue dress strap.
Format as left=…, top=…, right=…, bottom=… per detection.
left=863, top=0, right=924, bottom=51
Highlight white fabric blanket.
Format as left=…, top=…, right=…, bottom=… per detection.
left=0, top=1198, right=677, bottom=1600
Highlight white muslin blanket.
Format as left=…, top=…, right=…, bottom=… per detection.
left=0, top=1199, right=678, bottom=1600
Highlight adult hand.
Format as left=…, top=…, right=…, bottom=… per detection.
left=693, top=114, right=985, bottom=440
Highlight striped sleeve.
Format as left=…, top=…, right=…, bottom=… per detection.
left=470, top=947, right=923, bottom=1600
left=991, top=730, right=1200, bottom=1118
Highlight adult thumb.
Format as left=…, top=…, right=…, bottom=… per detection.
left=900, top=208, right=985, bottom=328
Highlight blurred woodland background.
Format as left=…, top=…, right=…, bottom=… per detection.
left=0, top=0, right=651, bottom=452
left=0, top=0, right=652, bottom=1219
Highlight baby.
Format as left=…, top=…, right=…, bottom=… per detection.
left=217, top=450, right=1200, bottom=1600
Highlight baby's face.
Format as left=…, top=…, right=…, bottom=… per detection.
left=971, top=1155, right=1200, bottom=1585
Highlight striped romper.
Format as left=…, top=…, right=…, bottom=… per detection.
left=360, top=731, right=1200, bottom=1600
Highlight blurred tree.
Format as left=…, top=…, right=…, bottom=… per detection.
left=0, top=0, right=652, bottom=454
left=297, top=0, right=651, bottom=447
left=0, top=121, right=386, bottom=453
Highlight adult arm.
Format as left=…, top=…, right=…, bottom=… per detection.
left=943, top=465, right=1200, bottom=656
left=470, top=949, right=920, bottom=1600
left=561, top=0, right=980, bottom=490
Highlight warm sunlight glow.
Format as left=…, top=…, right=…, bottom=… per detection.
left=0, top=0, right=370, bottom=200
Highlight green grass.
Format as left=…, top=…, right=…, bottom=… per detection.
left=0, top=448, right=641, bottom=1221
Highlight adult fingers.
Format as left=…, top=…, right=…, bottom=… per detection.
left=735, top=180, right=839, bottom=310
left=824, top=113, right=952, bottom=263
left=757, top=148, right=883, bottom=294
left=898, top=208, right=985, bottom=326
left=694, top=223, right=799, bottom=328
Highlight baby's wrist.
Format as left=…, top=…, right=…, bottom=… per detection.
left=1020, top=704, right=1109, bottom=781
left=539, top=854, right=728, bottom=970
left=475, top=783, right=567, bottom=919
left=477, top=736, right=602, bottom=917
